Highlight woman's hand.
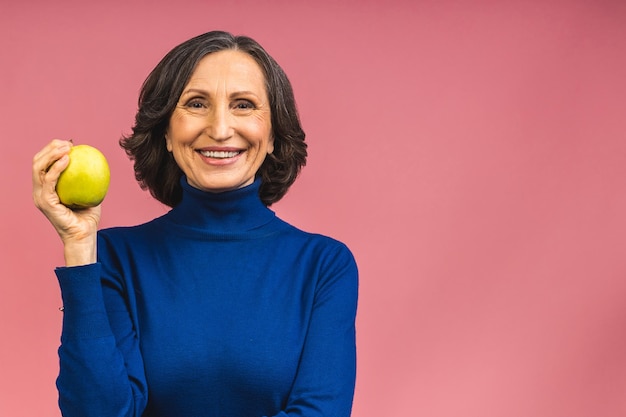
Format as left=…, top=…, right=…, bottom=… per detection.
left=32, top=139, right=101, bottom=266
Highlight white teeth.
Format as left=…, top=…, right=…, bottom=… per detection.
left=200, top=150, right=240, bottom=158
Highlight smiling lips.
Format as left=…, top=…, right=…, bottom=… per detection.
left=197, top=148, right=244, bottom=164
left=200, top=150, right=241, bottom=158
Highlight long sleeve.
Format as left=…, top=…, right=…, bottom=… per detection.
left=271, top=243, right=359, bottom=417
left=55, top=263, right=148, bottom=417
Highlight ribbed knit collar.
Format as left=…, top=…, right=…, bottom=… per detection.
left=166, top=176, right=276, bottom=234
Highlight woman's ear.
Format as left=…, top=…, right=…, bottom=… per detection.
left=267, top=135, right=274, bottom=155
left=165, top=134, right=173, bottom=152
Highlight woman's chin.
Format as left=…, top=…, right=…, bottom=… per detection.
left=186, top=174, right=254, bottom=193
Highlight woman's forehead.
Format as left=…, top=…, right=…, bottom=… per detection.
left=184, top=50, right=266, bottom=93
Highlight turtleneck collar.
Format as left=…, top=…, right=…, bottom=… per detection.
left=165, top=176, right=276, bottom=234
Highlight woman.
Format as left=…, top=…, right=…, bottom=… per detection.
left=32, top=31, right=358, bottom=417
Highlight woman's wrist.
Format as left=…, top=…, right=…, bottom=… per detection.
left=63, top=236, right=97, bottom=266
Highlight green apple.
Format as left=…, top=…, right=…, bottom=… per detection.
left=56, top=144, right=111, bottom=209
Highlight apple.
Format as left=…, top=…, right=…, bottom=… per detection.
left=56, top=144, right=111, bottom=209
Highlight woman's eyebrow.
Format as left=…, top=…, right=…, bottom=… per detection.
left=181, top=88, right=209, bottom=96
left=181, top=88, right=261, bottom=98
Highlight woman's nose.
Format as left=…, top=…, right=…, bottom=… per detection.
left=206, top=106, right=233, bottom=141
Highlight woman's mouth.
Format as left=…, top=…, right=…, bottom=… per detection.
left=198, top=150, right=243, bottom=159
left=196, top=148, right=245, bottom=166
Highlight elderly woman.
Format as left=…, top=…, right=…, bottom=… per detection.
left=32, top=31, right=358, bottom=417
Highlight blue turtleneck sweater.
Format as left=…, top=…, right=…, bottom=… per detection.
left=54, top=178, right=358, bottom=417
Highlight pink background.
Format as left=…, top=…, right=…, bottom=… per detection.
left=2, top=0, right=626, bottom=416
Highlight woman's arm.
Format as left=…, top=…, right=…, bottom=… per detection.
left=270, top=242, right=359, bottom=417
left=55, top=264, right=148, bottom=417
left=33, top=140, right=148, bottom=416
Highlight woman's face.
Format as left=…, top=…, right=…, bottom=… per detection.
left=166, top=49, right=273, bottom=193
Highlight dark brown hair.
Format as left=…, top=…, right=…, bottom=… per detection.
left=120, top=31, right=307, bottom=207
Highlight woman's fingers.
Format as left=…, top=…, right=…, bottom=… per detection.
left=40, top=154, right=69, bottom=201
left=32, top=139, right=72, bottom=175
left=32, top=140, right=72, bottom=209
left=32, top=139, right=78, bottom=235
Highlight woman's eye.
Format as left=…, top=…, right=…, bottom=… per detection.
left=234, top=100, right=254, bottom=110
left=186, top=100, right=205, bottom=109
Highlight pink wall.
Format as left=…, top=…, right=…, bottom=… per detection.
left=2, top=1, right=626, bottom=416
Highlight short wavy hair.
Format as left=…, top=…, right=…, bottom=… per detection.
left=120, top=31, right=307, bottom=207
